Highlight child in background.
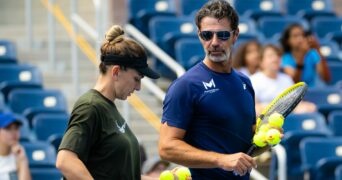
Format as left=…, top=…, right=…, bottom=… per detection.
left=0, top=113, right=31, bottom=180
left=233, top=40, right=262, bottom=77
left=251, top=44, right=316, bottom=115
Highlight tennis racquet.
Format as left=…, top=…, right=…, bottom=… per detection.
left=247, top=82, right=308, bottom=157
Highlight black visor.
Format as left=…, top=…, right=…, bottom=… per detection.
left=101, top=55, right=160, bottom=79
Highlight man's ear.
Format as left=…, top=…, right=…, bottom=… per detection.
left=232, top=28, right=239, bottom=44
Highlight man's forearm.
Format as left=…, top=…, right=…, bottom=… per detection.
left=160, top=138, right=222, bottom=168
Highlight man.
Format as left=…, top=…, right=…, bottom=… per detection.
left=0, top=113, right=31, bottom=180
left=159, top=0, right=257, bottom=179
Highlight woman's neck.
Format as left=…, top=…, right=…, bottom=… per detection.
left=93, top=76, right=115, bottom=101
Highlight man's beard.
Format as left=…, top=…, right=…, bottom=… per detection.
left=207, top=48, right=231, bottom=63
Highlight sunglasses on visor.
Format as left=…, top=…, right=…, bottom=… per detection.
left=199, top=30, right=235, bottom=41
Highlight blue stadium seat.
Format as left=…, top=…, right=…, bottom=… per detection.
left=286, top=0, right=334, bottom=15
left=300, top=137, right=342, bottom=180
left=233, top=0, right=281, bottom=20
left=149, top=16, right=196, bottom=57
left=32, top=113, right=68, bottom=141
left=128, top=0, right=176, bottom=36
left=269, top=112, right=330, bottom=180
left=303, top=87, right=342, bottom=116
left=328, top=111, right=342, bottom=136
left=319, top=39, right=341, bottom=60
left=238, top=17, right=259, bottom=37
left=0, top=64, right=42, bottom=84
left=175, top=38, right=204, bottom=70
left=328, top=63, right=342, bottom=86
left=0, top=64, right=43, bottom=102
left=149, top=16, right=196, bottom=79
left=177, top=0, right=208, bottom=16
left=258, top=16, right=308, bottom=39
left=0, top=40, right=17, bottom=64
left=30, top=168, right=62, bottom=180
left=311, top=17, right=342, bottom=41
left=47, top=134, right=63, bottom=152
left=336, top=164, right=342, bottom=180
left=0, top=92, right=6, bottom=113
left=8, top=89, right=68, bottom=125
left=21, top=141, right=56, bottom=168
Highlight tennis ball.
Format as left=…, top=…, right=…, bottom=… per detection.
left=258, top=124, right=270, bottom=133
left=266, top=129, right=281, bottom=145
left=253, top=131, right=267, bottom=147
left=159, top=170, right=174, bottom=180
left=175, top=167, right=191, bottom=180
left=268, top=112, right=284, bottom=128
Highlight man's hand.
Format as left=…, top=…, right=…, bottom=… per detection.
left=217, top=153, right=257, bottom=176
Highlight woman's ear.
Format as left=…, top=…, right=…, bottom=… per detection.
left=111, top=65, right=120, bottom=79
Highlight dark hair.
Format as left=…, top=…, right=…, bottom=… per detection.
left=233, top=40, right=261, bottom=68
left=195, top=0, right=239, bottom=31
left=99, top=25, right=147, bottom=74
left=280, top=23, right=304, bottom=53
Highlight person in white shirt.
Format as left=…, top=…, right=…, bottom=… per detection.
left=250, top=44, right=316, bottom=115
left=0, top=113, right=31, bottom=180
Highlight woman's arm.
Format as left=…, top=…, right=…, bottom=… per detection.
left=56, top=150, right=94, bottom=180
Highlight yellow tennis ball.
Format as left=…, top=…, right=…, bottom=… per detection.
left=175, top=167, right=191, bottom=180
left=160, top=170, right=174, bottom=180
left=268, top=112, right=284, bottom=128
left=266, top=129, right=281, bottom=145
left=258, top=124, right=271, bottom=133
left=253, top=131, right=267, bottom=147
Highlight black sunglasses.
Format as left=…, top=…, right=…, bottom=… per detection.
left=199, top=30, right=235, bottom=41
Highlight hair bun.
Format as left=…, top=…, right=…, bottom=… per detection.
left=105, top=25, right=124, bottom=43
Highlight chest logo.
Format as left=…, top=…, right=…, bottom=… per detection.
left=116, top=121, right=127, bottom=133
left=243, top=83, right=247, bottom=90
left=202, top=78, right=216, bottom=90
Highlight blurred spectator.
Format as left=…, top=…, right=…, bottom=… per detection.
left=280, top=23, right=330, bottom=87
left=0, top=113, right=31, bottom=180
left=233, top=40, right=262, bottom=77
left=142, top=156, right=170, bottom=178
left=251, top=44, right=316, bottom=115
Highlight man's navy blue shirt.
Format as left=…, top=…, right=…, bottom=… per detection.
left=162, top=62, right=256, bottom=179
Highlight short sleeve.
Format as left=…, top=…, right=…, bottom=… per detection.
left=281, top=53, right=296, bottom=68
left=162, top=79, right=195, bottom=130
left=58, top=103, right=98, bottom=162
left=309, top=49, right=321, bottom=64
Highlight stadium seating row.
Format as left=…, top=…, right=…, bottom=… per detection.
left=127, top=0, right=342, bottom=79
left=0, top=39, right=64, bottom=179
left=269, top=112, right=342, bottom=180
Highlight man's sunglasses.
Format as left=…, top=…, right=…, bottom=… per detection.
left=199, top=30, right=235, bottom=41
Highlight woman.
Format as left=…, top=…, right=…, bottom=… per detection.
left=0, top=113, right=31, bottom=180
left=233, top=40, right=262, bottom=77
left=280, top=23, right=330, bottom=87
left=251, top=44, right=316, bottom=115
left=56, top=25, right=162, bottom=180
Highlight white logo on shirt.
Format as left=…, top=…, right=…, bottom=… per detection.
left=202, top=78, right=216, bottom=90
left=243, top=83, right=247, bottom=90
left=116, top=121, right=126, bottom=133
